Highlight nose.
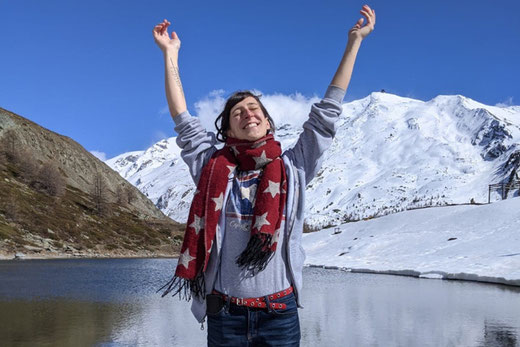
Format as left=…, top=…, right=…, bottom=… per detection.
left=244, top=109, right=255, bottom=118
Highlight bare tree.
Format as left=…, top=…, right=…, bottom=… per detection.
left=3, top=191, right=20, bottom=222
left=125, top=186, right=137, bottom=204
left=0, top=130, right=17, bottom=160
left=115, top=184, right=138, bottom=208
left=92, top=172, right=108, bottom=215
left=36, top=161, right=66, bottom=197
left=116, top=184, right=127, bottom=206
left=18, top=149, right=40, bottom=182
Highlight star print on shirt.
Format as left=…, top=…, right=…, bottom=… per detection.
left=263, top=180, right=280, bottom=198
left=240, top=183, right=257, bottom=202
left=178, top=248, right=195, bottom=269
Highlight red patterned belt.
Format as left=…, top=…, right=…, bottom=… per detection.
left=212, top=286, right=293, bottom=310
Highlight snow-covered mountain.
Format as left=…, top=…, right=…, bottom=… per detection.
left=106, top=92, right=520, bottom=228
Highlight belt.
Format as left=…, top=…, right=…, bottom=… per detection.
left=212, top=286, right=293, bottom=310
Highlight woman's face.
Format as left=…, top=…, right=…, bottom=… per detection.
left=226, top=96, right=271, bottom=141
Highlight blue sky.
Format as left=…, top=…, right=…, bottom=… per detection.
left=0, top=0, right=519, bottom=160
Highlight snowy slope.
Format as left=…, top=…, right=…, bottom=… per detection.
left=301, top=196, right=520, bottom=286
left=106, top=92, right=520, bottom=227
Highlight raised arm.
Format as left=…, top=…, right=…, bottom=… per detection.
left=153, top=19, right=218, bottom=184
left=285, top=5, right=376, bottom=184
left=153, top=19, right=187, bottom=118
left=331, top=5, right=376, bottom=91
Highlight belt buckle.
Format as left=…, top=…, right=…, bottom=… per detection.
left=236, top=297, right=243, bottom=306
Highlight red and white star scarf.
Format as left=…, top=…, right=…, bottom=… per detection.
left=159, top=134, right=287, bottom=300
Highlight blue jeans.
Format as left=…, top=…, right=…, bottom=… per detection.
left=207, top=292, right=301, bottom=346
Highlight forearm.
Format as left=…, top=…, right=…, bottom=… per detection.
left=163, top=50, right=187, bottom=118
left=330, top=38, right=362, bottom=91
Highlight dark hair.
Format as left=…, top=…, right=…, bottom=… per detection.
left=214, top=91, right=275, bottom=142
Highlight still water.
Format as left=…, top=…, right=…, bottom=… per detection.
left=0, top=258, right=519, bottom=347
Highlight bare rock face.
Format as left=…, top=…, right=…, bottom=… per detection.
left=0, top=107, right=184, bottom=258
left=0, top=107, right=163, bottom=220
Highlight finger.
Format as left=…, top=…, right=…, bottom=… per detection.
left=363, top=6, right=376, bottom=21
left=360, top=10, right=374, bottom=24
left=361, top=5, right=374, bottom=16
left=171, top=31, right=179, bottom=40
left=163, top=22, right=171, bottom=35
left=160, top=24, right=168, bottom=35
left=153, top=25, right=163, bottom=34
left=360, top=9, right=370, bottom=19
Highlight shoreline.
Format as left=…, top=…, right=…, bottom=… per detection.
left=0, top=251, right=179, bottom=261
left=3, top=251, right=518, bottom=289
left=305, top=264, right=520, bottom=289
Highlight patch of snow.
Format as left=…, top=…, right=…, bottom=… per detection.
left=302, top=197, right=520, bottom=286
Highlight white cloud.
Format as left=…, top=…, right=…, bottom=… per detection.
left=262, top=92, right=320, bottom=129
left=90, top=150, right=107, bottom=161
left=193, top=89, right=320, bottom=132
left=194, top=90, right=227, bottom=132
left=495, top=96, right=514, bottom=108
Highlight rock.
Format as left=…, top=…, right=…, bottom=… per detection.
left=14, top=252, right=26, bottom=259
left=23, top=245, right=42, bottom=252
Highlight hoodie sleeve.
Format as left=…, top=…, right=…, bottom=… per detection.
left=284, top=85, right=345, bottom=185
left=173, top=111, right=219, bottom=185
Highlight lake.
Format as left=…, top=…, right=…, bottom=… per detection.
left=0, top=258, right=519, bottom=346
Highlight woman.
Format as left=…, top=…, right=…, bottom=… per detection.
left=154, top=5, right=375, bottom=346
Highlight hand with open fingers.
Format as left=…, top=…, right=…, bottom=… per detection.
left=348, top=4, right=376, bottom=41
left=153, top=19, right=181, bottom=53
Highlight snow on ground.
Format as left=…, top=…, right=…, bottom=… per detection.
left=302, top=197, right=520, bottom=286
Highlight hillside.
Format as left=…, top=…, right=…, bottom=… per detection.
left=0, top=107, right=184, bottom=259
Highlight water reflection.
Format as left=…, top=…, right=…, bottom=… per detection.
left=0, top=300, right=129, bottom=346
left=299, top=268, right=520, bottom=346
left=480, top=321, right=518, bottom=347
left=0, top=259, right=519, bottom=346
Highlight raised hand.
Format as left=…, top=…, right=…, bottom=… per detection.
left=348, top=4, right=376, bottom=41
left=153, top=19, right=181, bottom=53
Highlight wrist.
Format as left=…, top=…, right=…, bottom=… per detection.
left=347, top=36, right=363, bottom=47
left=163, top=48, right=179, bottom=59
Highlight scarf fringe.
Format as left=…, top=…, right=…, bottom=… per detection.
left=235, top=234, right=274, bottom=273
left=157, top=272, right=205, bottom=301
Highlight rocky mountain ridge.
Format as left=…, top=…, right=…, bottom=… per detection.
left=107, top=92, right=520, bottom=229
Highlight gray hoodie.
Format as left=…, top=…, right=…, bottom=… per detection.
left=173, top=85, right=345, bottom=322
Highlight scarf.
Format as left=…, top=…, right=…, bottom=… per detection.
left=159, top=134, right=287, bottom=300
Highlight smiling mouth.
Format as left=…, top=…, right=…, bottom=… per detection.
left=243, top=123, right=259, bottom=130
